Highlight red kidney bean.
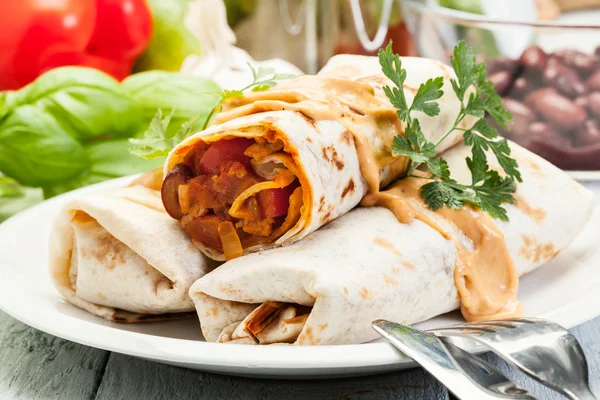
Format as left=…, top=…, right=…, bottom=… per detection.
left=488, top=70, right=513, bottom=96
left=162, top=163, right=193, bottom=219
left=575, top=95, right=589, bottom=109
left=529, top=121, right=561, bottom=138
left=486, top=56, right=520, bottom=75
left=503, top=98, right=535, bottom=136
left=543, top=58, right=586, bottom=98
left=519, top=46, right=547, bottom=71
left=586, top=70, right=600, bottom=91
left=511, top=76, right=533, bottom=98
left=554, top=49, right=600, bottom=75
left=587, top=92, right=600, bottom=119
left=525, top=87, right=588, bottom=129
left=577, top=119, right=600, bottom=146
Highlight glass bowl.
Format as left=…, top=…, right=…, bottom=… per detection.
left=228, top=0, right=416, bottom=74
left=401, top=0, right=600, bottom=171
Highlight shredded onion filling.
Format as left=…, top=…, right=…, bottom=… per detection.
left=169, top=135, right=304, bottom=260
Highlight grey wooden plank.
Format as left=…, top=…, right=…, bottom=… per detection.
left=0, top=311, right=109, bottom=400
left=95, top=354, right=449, bottom=400
left=570, top=317, right=600, bottom=396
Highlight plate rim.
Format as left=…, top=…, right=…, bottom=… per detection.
left=1, top=176, right=599, bottom=375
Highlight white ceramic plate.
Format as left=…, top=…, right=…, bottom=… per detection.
left=568, top=171, right=600, bottom=182
left=1, top=177, right=600, bottom=378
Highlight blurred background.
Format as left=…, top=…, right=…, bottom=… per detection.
left=1, top=0, right=600, bottom=221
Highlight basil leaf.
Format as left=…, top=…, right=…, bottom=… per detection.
left=86, top=139, right=164, bottom=177
left=3, top=67, right=141, bottom=141
left=0, top=176, right=24, bottom=198
left=0, top=105, right=89, bottom=187
left=122, top=71, right=220, bottom=136
left=42, top=171, right=109, bottom=199
left=0, top=187, right=44, bottom=223
left=41, top=139, right=163, bottom=198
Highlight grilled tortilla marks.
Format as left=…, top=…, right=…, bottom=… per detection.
left=321, top=145, right=344, bottom=170
left=341, top=179, right=355, bottom=198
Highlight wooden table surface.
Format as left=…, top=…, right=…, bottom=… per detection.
left=2, top=181, right=600, bottom=400
left=1, top=311, right=599, bottom=399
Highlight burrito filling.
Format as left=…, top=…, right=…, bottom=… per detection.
left=220, top=301, right=311, bottom=344
left=162, top=137, right=303, bottom=260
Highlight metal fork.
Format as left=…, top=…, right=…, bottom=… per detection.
left=429, top=317, right=598, bottom=400
left=373, top=320, right=535, bottom=399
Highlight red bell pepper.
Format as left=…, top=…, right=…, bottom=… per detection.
left=0, top=0, right=152, bottom=90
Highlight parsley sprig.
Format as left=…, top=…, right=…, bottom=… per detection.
left=379, top=41, right=521, bottom=221
left=202, top=63, right=295, bottom=130
left=129, top=109, right=197, bottom=160
left=129, top=64, right=294, bottom=160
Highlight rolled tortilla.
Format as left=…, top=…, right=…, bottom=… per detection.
left=49, top=185, right=214, bottom=322
left=189, top=142, right=594, bottom=344
left=163, top=55, right=475, bottom=261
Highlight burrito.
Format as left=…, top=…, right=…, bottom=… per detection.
left=162, top=55, right=476, bottom=261
left=189, top=142, right=594, bottom=345
left=49, top=185, right=214, bottom=322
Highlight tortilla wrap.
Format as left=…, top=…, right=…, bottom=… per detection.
left=164, top=55, right=475, bottom=261
left=189, top=142, right=594, bottom=344
left=49, top=185, right=214, bottom=322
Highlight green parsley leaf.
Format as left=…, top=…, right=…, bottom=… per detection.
left=465, top=119, right=522, bottom=183
left=449, top=41, right=477, bottom=101
left=421, top=180, right=470, bottom=210
left=202, top=64, right=296, bottom=129
left=472, top=171, right=517, bottom=221
left=410, top=77, right=444, bottom=117
left=379, top=39, right=521, bottom=221
left=464, top=92, right=486, bottom=118
left=470, top=118, right=498, bottom=139
left=378, top=41, right=406, bottom=89
left=405, top=120, right=436, bottom=157
left=251, top=64, right=275, bottom=81
left=172, top=115, right=198, bottom=144
left=129, top=64, right=296, bottom=159
left=272, top=73, right=297, bottom=80
left=390, top=119, right=438, bottom=173
left=221, top=89, right=244, bottom=101
left=425, top=157, right=450, bottom=179
left=252, top=82, right=277, bottom=92
left=128, top=109, right=197, bottom=160
left=391, top=135, right=431, bottom=164
left=383, top=86, right=410, bottom=122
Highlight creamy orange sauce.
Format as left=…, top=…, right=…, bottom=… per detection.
left=212, top=73, right=520, bottom=322
left=437, top=207, right=520, bottom=321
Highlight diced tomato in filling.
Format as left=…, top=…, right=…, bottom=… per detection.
left=188, top=161, right=261, bottom=209
left=214, top=161, right=260, bottom=202
left=171, top=137, right=301, bottom=252
left=258, top=181, right=299, bottom=218
left=183, top=144, right=208, bottom=175
left=188, top=175, right=227, bottom=210
left=198, top=137, right=254, bottom=176
left=182, top=214, right=224, bottom=251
